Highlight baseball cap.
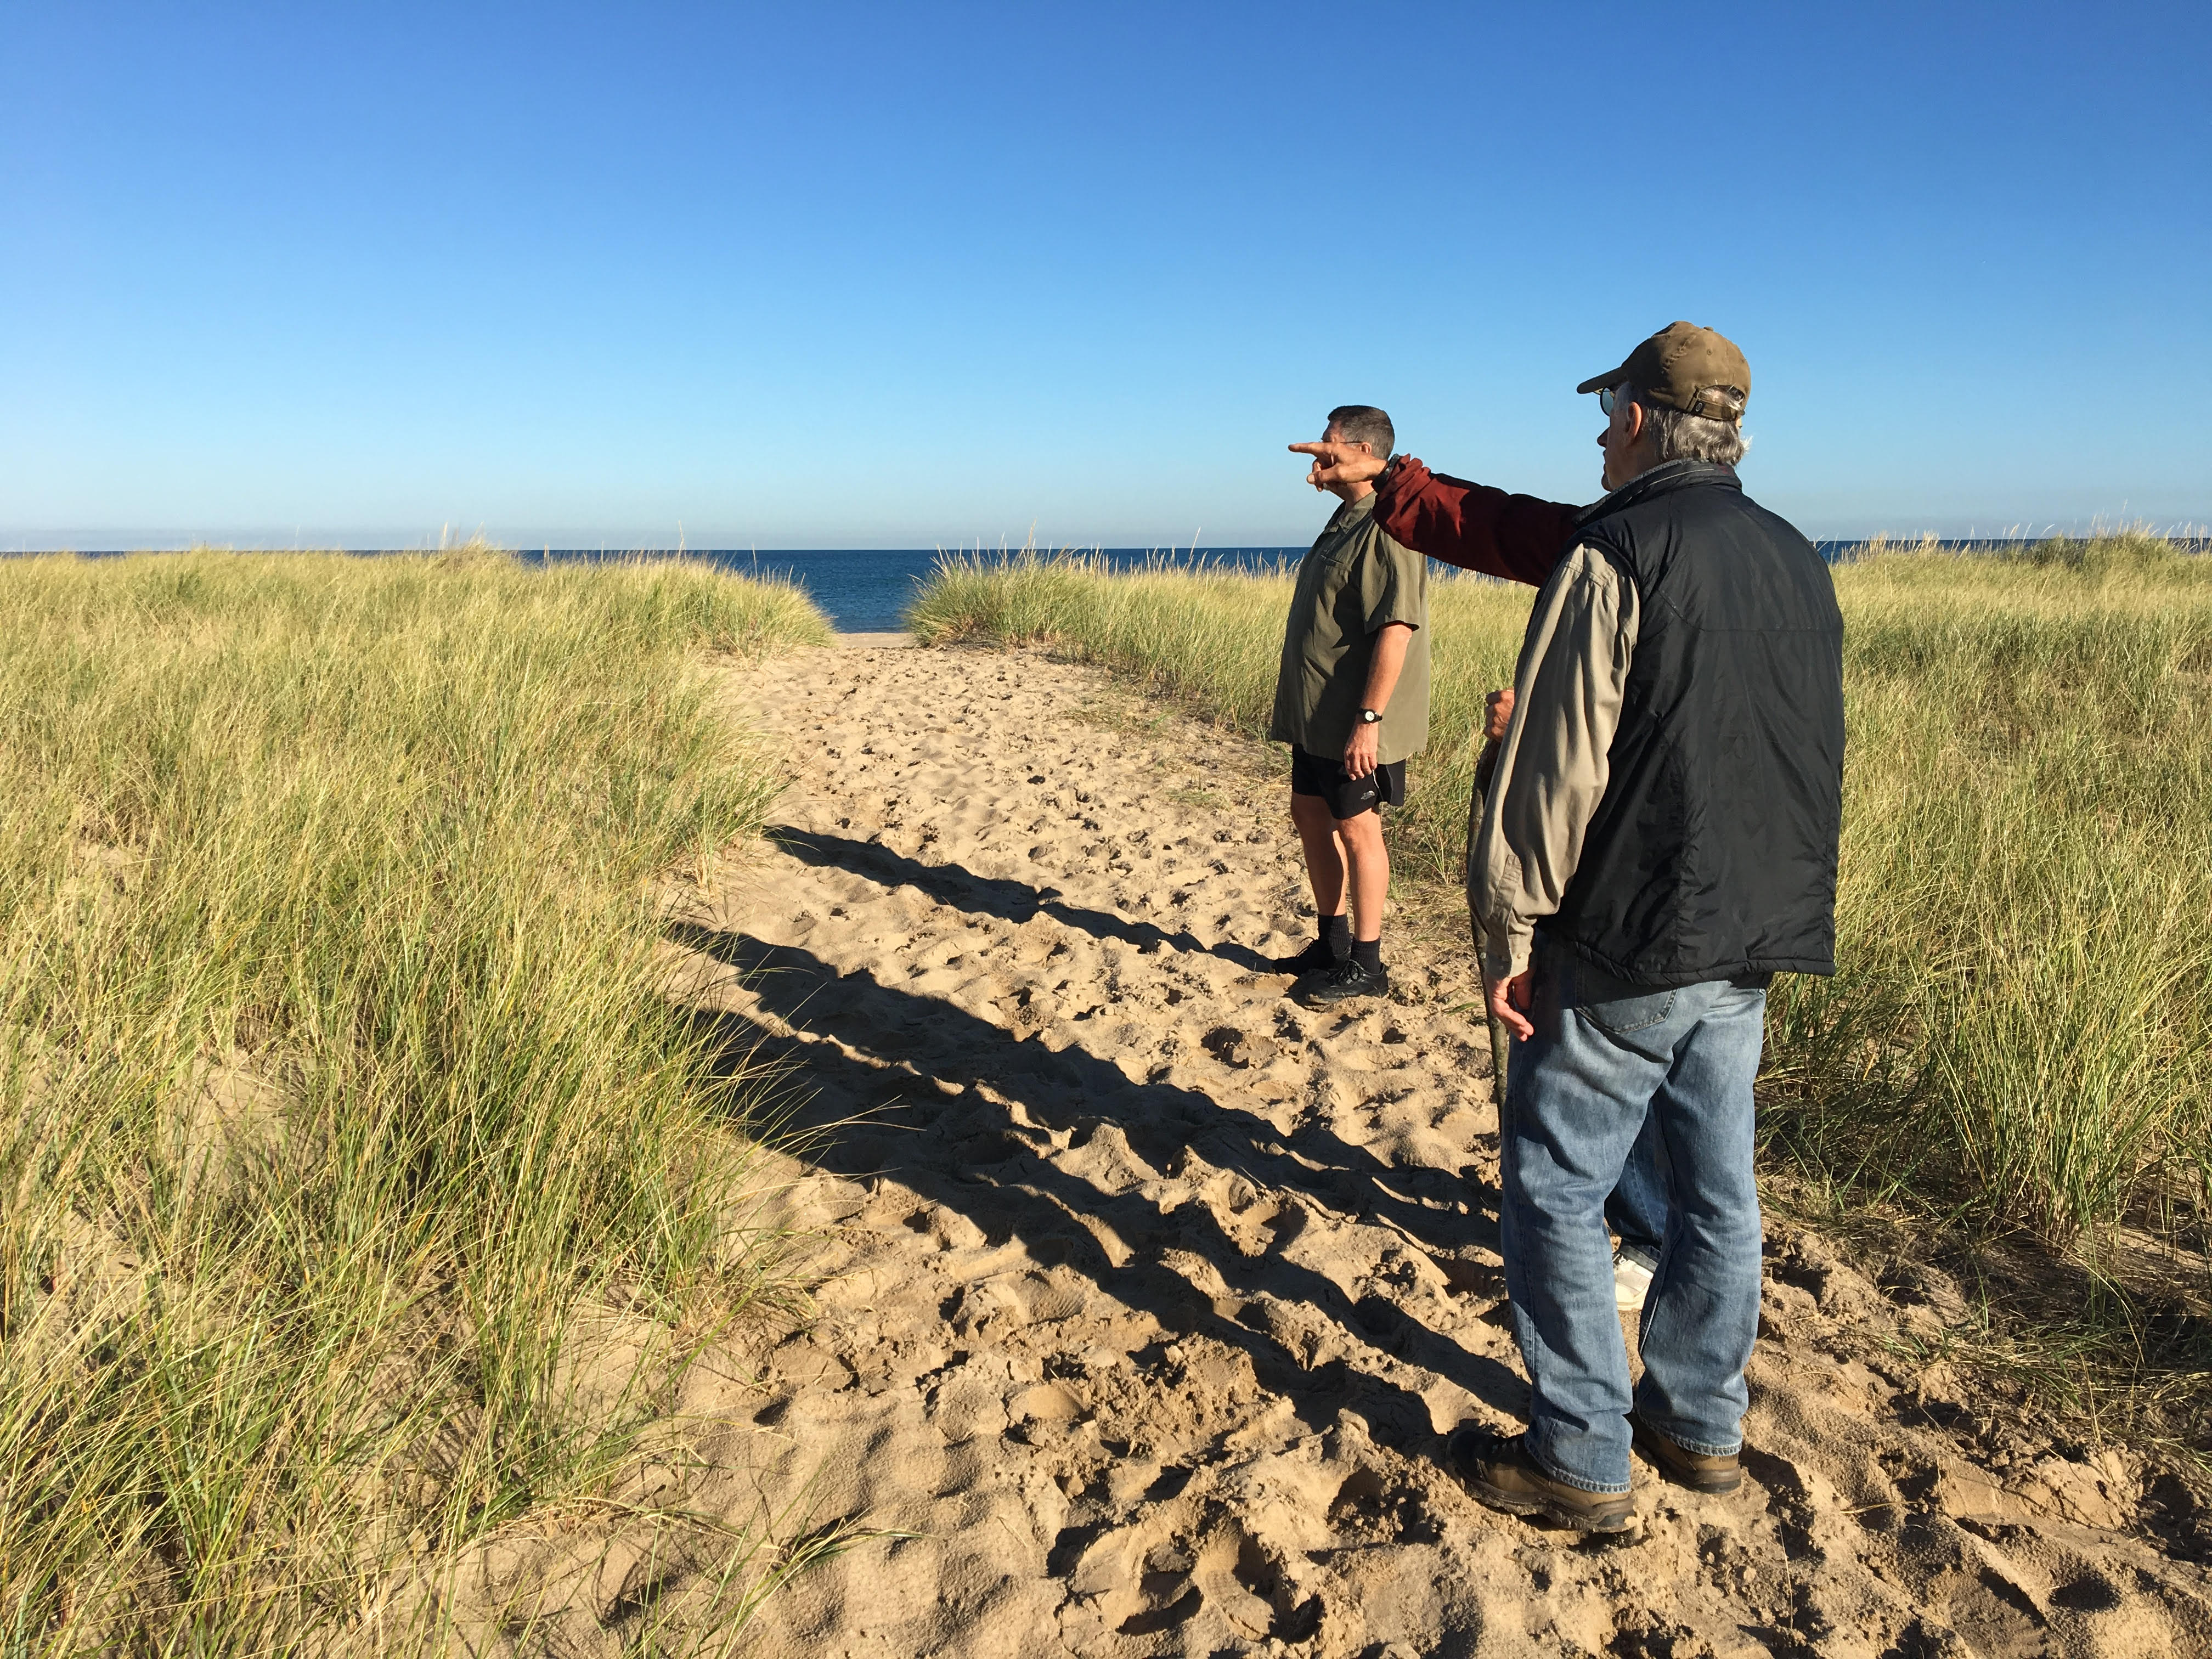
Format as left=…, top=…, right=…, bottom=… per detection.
left=1576, top=321, right=1750, bottom=424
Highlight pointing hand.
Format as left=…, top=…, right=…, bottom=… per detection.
left=1289, top=441, right=1387, bottom=492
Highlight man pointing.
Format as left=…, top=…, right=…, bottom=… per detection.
left=1294, top=323, right=1846, bottom=1531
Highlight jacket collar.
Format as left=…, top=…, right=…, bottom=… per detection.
left=1573, top=460, right=1741, bottom=531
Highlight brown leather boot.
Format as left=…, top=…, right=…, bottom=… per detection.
left=1444, top=1426, right=1634, bottom=1532
left=1629, top=1411, right=1743, bottom=1493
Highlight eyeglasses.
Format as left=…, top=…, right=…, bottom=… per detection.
left=1598, top=388, right=1620, bottom=416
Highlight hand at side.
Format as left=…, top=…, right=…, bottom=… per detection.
left=1342, top=721, right=1380, bottom=779
left=1485, top=686, right=1516, bottom=741
left=1489, top=969, right=1533, bottom=1041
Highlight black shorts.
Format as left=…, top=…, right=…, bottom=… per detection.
left=1290, top=745, right=1406, bottom=820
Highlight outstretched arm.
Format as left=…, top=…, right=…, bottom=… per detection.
left=1375, top=458, right=1583, bottom=586
left=1289, top=443, right=1583, bottom=586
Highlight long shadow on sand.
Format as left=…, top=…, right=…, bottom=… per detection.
left=674, top=923, right=1527, bottom=1449
left=764, top=825, right=1277, bottom=974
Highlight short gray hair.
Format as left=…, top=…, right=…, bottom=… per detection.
left=1640, top=398, right=1750, bottom=467
left=1325, top=404, right=1395, bottom=461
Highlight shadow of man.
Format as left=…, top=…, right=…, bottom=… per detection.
left=764, top=825, right=1278, bottom=973
left=674, top=923, right=1528, bottom=1447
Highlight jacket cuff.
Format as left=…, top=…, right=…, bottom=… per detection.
left=1375, top=454, right=1430, bottom=510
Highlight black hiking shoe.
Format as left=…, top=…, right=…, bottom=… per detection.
left=1629, top=1412, right=1742, bottom=1494
left=1444, top=1425, right=1635, bottom=1533
left=1271, top=936, right=1339, bottom=975
left=1293, top=958, right=1388, bottom=1007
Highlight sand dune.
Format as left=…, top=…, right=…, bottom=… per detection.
left=664, top=641, right=2208, bottom=1657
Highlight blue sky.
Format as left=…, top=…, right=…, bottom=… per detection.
left=3, top=2, right=2207, bottom=549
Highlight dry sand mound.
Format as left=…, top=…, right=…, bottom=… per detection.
left=663, top=642, right=2209, bottom=1658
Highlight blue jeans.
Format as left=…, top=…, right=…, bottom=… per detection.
left=1607, top=1111, right=1667, bottom=1269
left=1498, top=933, right=1768, bottom=1492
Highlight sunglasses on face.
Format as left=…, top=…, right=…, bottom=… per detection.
left=1598, top=388, right=1620, bottom=417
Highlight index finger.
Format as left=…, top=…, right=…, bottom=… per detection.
left=1287, top=442, right=1336, bottom=456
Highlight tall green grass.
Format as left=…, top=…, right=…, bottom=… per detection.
left=909, top=537, right=2212, bottom=1252
left=0, top=551, right=830, bottom=1652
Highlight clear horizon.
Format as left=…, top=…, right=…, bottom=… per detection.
left=12, top=528, right=2212, bottom=558
left=5, top=3, right=2207, bottom=548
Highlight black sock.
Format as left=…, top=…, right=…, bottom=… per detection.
left=1351, top=937, right=1383, bottom=976
left=1323, top=913, right=1352, bottom=962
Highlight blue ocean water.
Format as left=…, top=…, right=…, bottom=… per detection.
left=516, top=547, right=1307, bottom=632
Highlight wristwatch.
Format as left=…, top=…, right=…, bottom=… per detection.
left=1357, top=708, right=1383, bottom=725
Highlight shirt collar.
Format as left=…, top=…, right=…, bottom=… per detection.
left=1327, top=490, right=1378, bottom=529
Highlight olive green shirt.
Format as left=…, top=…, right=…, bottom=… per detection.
left=1267, top=490, right=1431, bottom=765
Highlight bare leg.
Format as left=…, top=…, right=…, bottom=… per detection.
left=1290, top=792, right=1348, bottom=922
left=1336, top=806, right=1389, bottom=941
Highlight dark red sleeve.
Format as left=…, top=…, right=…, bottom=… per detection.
left=1372, top=456, right=1585, bottom=588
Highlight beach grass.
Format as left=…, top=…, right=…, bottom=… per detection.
left=0, top=550, right=830, bottom=1651
left=909, top=535, right=2212, bottom=1438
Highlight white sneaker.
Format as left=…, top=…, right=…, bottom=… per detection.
left=1612, top=1248, right=1654, bottom=1313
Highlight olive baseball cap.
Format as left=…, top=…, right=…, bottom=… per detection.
left=1576, top=321, right=1750, bottom=424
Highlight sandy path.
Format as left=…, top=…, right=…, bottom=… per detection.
left=667, top=641, right=2208, bottom=1658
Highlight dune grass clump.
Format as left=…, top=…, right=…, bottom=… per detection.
left=1767, top=539, right=2212, bottom=1243
left=0, top=551, right=830, bottom=1651
left=909, top=542, right=2212, bottom=1261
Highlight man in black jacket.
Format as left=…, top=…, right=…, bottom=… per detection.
left=1440, top=325, right=1843, bottom=1530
